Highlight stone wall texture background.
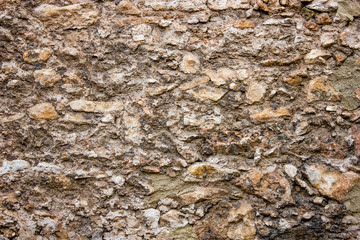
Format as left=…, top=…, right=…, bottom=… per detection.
left=0, top=0, right=360, bottom=239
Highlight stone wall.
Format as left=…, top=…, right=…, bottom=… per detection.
left=0, top=0, right=360, bottom=239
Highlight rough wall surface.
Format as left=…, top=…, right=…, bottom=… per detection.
left=0, top=0, right=360, bottom=239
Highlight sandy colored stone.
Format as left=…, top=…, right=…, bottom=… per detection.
left=117, top=0, right=141, bottom=15
left=234, top=19, right=255, bottom=28
left=179, top=187, right=228, bottom=204
left=307, top=76, right=340, bottom=103
left=161, top=210, right=188, bottom=228
left=60, top=113, right=92, bottom=124
left=246, top=82, right=266, bottom=103
left=205, top=68, right=238, bottom=86
left=184, top=162, right=238, bottom=182
left=34, top=4, right=99, bottom=29
left=69, top=100, right=123, bottom=113
left=28, top=103, right=58, bottom=120
left=0, top=113, right=25, bottom=124
left=340, top=26, right=360, bottom=49
left=315, top=13, right=332, bottom=24
left=250, top=107, right=291, bottom=121
left=337, top=0, right=360, bottom=21
left=320, top=33, right=336, bottom=48
left=180, top=53, right=200, bottom=74
left=305, top=21, right=319, bottom=31
left=305, top=164, right=360, bottom=201
left=190, top=86, right=227, bottom=101
left=304, top=49, right=331, bottom=64
left=34, top=69, right=61, bottom=87
left=23, top=48, right=53, bottom=63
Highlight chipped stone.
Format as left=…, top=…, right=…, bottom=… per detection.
left=34, top=69, right=61, bottom=87
left=69, top=100, right=123, bottom=113
left=28, top=103, right=58, bottom=120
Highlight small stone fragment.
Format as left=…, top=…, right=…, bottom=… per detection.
left=143, top=209, right=160, bottom=229
left=179, top=187, right=227, bottom=204
left=284, top=164, right=298, bottom=179
left=161, top=210, right=188, bottom=228
left=246, top=82, right=267, bottom=103
left=69, top=100, right=123, bottom=113
left=117, top=0, right=141, bottom=15
left=305, top=164, right=360, bottom=201
left=304, top=49, right=331, bottom=64
left=320, top=33, right=336, bottom=47
left=306, top=0, right=337, bottom=12
left=28, top=103, right=58, bottom=120
left=0, top=160, right=30, bottom=176
left=190, top=86, right=227, bottom=101
left=180, top=53, right=200, bottom=74
left=205, top=68, right=238, bottom=86
left=23, top=48, right=53, bottom=63
left=250, top=107, right=291, bottom=121
left=234, top=19, right=255, bottom=28
left=34, top=69, right=61, bottom=87
left=340, top=26, right=360, bottom=49
left=315, top=13, right=332, bottom=24
left=60, top=113, right=92, bottom=124
left=305, top=21, right=319, bottom=31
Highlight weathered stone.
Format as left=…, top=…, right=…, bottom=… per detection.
left=305, top=21, right=319, bottom=31
left=343, top=180, right=360, bottom=217
left=234, top=19, right=255, bottom=28
left=0, top=113, right=25, bottom=124
left=236, top=166, right=294, bottom=207
left=184, top=163, right=239, bottom=182
left=307, top=76, right=340, bottom=103
left=180, top=53, right=200, bottom=74
left=337, top=0, right=360, bottom=21
left=320, top=33, right=336, bottom=47
left=340, top=26, right=360, bottom=49
left=284, top=164, right=298, bottom=179
left=304, top=49, right=331, bottom=64
left=205, top=68, right=238, bottom=86
left=250, top=107, right=291, bottom=121
left=161, top=210, right=188, bottom=228
left=69, top=100, right=123, bottom=113
left=306, top=0, right=337, bottom=12
left=60, top=113, right=92, bottom=124
left=315, top=13, right=332, bottom=24
left=117, top=0, right=141, bottom=15
left=246, top=82, right=267, bottom=103
left=189, top=86, right=227, bottom=101
left=23, top=48, right=53, bottom=63
left=34, top=69, right=61, bottom=87
left=0, top=160, right=30, bottom=176
left=179, top=187, right=227, bottom=204
left=305, top=164, right=360, bottom=201
left=352, top=125, right=360, bottom=157
left=28, top=103, right=58, bottom=120
left=330, top=52, right=360, bottom=110
left=143, top=209, right=160, bottom=229
left=34, top=4, right=99, bottom=29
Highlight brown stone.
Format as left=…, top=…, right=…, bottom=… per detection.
left=23, top=48, right=53, bottom=63
left=305, top=164, right=360, bottom=201
left=34, top=69, right=61, bottom=87
left=305, top=21, right=319, bottom=31
left=117, top=0, right=141, bottom=15
left=352, top=125, right=360, bottom=156
left=334, top=52, right=347, bottom=65
left=28, top=103, right=58, bottom=120
left=250, top=107, right=291, bottom=121
left=234, top=19, right=255, bottom=28
left=340, top=25, right=360, bottom=49
left=179, top=187, right=227, bottom=204
left=315, top=13, right=332, bottom=24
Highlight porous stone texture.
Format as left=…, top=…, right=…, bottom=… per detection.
left=1, top=0, right=360, bottom=239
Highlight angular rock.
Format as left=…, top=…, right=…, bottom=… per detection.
left=307, top=76, right=339, bottom=103
left=205, top=68, right=238, bottom=86
left=352, top=124, right=360, bottom=157
left=23, top=48, right=53, bottom=63
left=250, top=107, right=291, bottom=121
left=161, top=210, right=188, bottom=228
left=305, top=164, right=359, bottom=201
left=189, top=86, right=227, bottom=101
left=246, top=82, right=267, bottom=103
left=236, top=166, right=294, bottom=207
left=179, top=187, right=228, bottom=204
left=337, top=0, right=360, bottom=21
left=34, top=4, right=99, bottom=30
left=34, top=69, right=61, bottom=87
left=184, top=163, right=239, bottom=182
left=28, top=103, right=58, bottom=120
left=143, top=209, right=160, bottom=229
left=306, top=0, right=337, bottom=12
left=60, top=113, right=92, bottom=124
left=117, top=0, right=141, bottom=15
left=69, top=100, right=123, bottom=113
left=304, top=49, right=331, bottom=64
left=340, top=26, right=360, bottom=49
left=180, top=53, right=200, bottom=74
left=320, top=33, right=336, bottom=48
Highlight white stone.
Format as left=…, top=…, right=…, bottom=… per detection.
left=111, top=176, right=125, bottom=186
left=246, top=82, right=266, bottom=103
left=143, top=209, right=160, bottom=229
left=0, top=160, right=30, bottom=176
left=284, top=164, right=297, bottom=179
